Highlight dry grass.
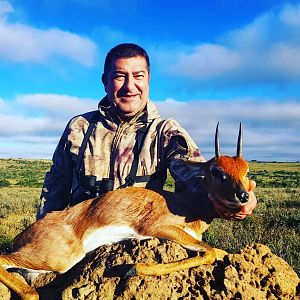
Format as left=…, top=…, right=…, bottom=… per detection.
left=0, top=187, right=39, bottom=251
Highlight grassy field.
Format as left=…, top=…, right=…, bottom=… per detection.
left=0, top=159, right=299, bottom=275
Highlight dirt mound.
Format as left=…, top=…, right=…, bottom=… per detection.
left=1, top=239, right=299, bottom=299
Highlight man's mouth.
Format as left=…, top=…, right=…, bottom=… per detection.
left=120, top=95, right=138, bottom=102
left=121, top=94, right=138, bottom=101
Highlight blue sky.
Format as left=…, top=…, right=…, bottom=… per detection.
left=0, top=0, right=300, bottom=161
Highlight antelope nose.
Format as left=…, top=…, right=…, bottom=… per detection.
left=237, top=191, right=249, bottom=203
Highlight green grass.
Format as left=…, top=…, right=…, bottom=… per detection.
left=0, top=159, right=50, bottom=252
left=0, top=159, right=51, bottom=187
left=0, top=159, right=299, bottom=276
left=249, top=161, right=300, bottom=188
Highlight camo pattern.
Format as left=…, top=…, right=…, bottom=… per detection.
left=37, top=97, right=205, bottom=219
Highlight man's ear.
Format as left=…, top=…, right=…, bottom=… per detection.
left=101, top=73, right=108, bottom=92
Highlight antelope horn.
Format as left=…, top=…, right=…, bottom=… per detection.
left=237, top=122, right=243, bottom=157
left=215, top=122, right=220, bottom=158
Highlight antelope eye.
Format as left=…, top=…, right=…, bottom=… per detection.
left=211, top=168, right=227, bottom=181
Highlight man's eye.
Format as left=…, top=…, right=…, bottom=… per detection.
left=114, top=74, right=125, bottom=80
left=135, top=74, right=144, bottom=79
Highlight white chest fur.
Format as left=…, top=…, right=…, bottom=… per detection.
left=82, top=225, right=150, bottom=253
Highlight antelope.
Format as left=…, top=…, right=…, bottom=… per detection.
left=0, top=123, right=252, bottom=300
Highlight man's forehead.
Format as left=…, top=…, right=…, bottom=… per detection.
left=110, top=56, right=148, bottom=72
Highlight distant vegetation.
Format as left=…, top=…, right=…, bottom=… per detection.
left=0, top=159, right=299, bottom=276
left=0, top=159, right=50, bottom=188
left=249, top=161, right=300, bottom=188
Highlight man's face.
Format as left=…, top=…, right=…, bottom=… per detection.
left=102, top=56, right=150, bottom=120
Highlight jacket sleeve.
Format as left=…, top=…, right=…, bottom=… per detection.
left=36, top=122, right=73, bottom=220
left=160, top=118, right=206, bottom=166
left=165, top=134, right=206, bottom=191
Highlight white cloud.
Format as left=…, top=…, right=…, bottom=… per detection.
left=0, top=114, right=50, bottom=135
left=169, top=44, right=241, bottom=80
left=0, top=2, right=97, bottom=66
left=168, top=3, right=300, bottom=86
left=0, top=1, right=13, bottom=18
left=16, top=94, right=97, bottom=117
left=267, top=44, right=300, bottom=76
left=0, top=93, right=100, bottom=158
left=279, top=3, right=300, bottom=27
left=0, top=94, right=98, bottom=137
left=0, top=97, right=7, bottom=110
left=0, top=139, right=57, bottom=159
left=156, top=98, right=300, bottom=161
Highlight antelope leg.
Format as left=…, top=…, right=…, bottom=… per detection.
left=0, top=263, right=39, bottom=300
left=126, top=226, right=216, bottom=276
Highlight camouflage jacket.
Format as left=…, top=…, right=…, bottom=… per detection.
left=37, top=97, right=206, bottom=219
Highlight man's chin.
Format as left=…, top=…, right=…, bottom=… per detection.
left=117, top=106, right=146, bottom=119
left=117, top=109, right=140, bottom=120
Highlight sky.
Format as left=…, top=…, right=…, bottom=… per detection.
left=0, top=0, right=300, bottom=162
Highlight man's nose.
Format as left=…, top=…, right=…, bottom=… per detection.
left=123, top=76, right=136, bottom=92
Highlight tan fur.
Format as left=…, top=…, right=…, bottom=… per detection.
left=0, top=155, right=250, bottom=299
left=217, top=156, right=249, bottom=183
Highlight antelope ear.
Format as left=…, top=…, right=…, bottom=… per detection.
left=176, top=155, right=205, bottom=166
left=169, top=158, right=206, bottom=182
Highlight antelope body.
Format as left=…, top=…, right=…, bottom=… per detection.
left=0, top=124, right=251, bottom=300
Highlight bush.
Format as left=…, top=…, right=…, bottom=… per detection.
left=0, top=179, right=10, bottom=187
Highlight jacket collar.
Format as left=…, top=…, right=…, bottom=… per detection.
left=98, top=96, right=160, bottom=125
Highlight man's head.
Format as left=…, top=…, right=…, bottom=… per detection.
left=102, top=43, right=151, bottom=120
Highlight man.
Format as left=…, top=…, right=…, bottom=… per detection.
left=37, top=43, right=256, bottom=220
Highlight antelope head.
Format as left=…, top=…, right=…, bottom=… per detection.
left=170, top=123, right=250, bottom=210
left=209, top=122, right=250, bottom=209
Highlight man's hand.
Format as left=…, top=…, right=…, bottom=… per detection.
left=208, top=180, right=257, bottom=220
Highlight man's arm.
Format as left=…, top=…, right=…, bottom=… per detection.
left=36, top=124, right=73, bottom=219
